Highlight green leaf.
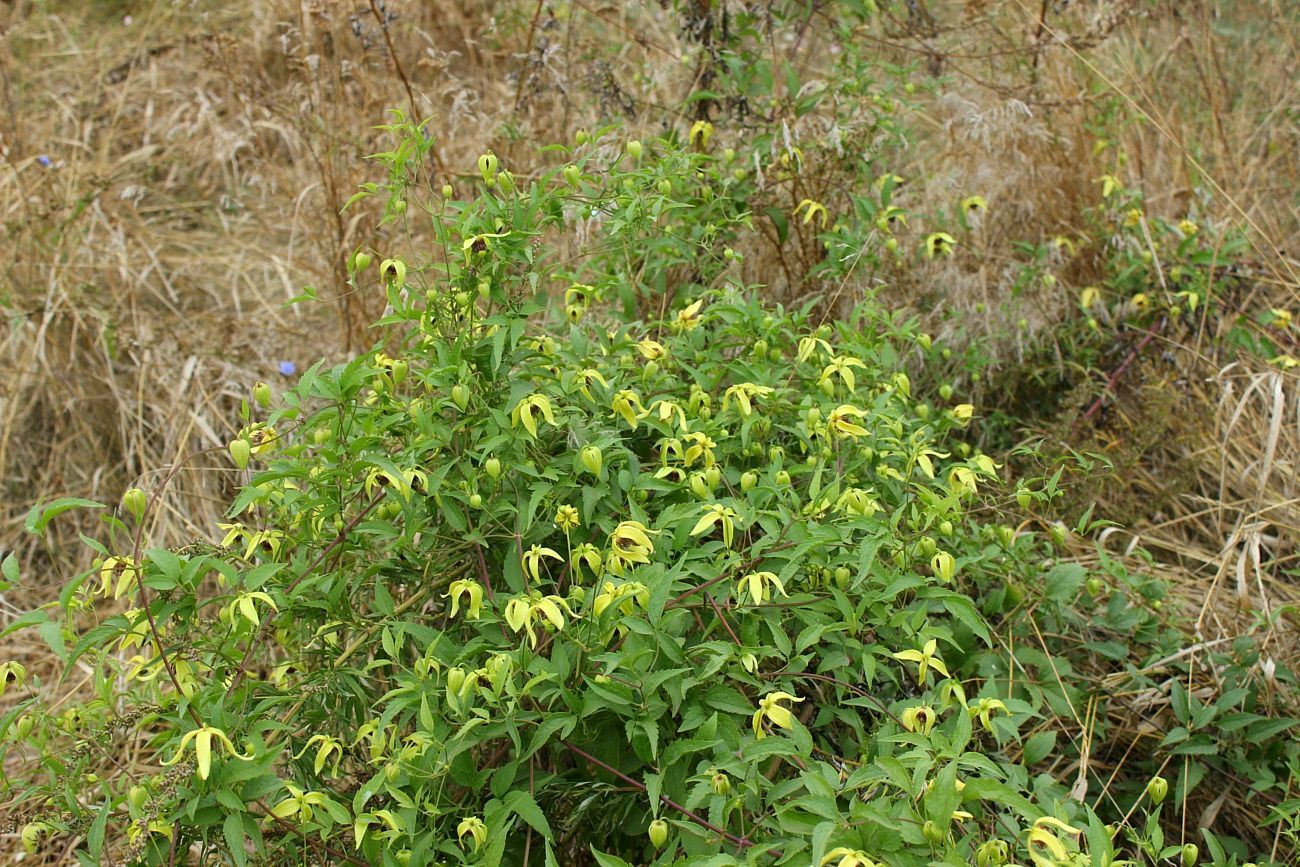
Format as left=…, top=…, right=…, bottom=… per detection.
left=504, top=790, right=552, bottom=839
left=24, top=497, right=106, bottom=535
left=1022, top=730, right=1057, bottom=765
left=0, top=552, right=18, bottom=587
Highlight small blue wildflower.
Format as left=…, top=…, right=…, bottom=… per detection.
left=278, top=361, right=297, bottom=377
left=37, top=155, right=52, bottom=168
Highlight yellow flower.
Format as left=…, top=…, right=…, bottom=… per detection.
left=736, top=570, right=788, bottom=605
left=1271, top=354, right=1299, bottom=369
left=593, top=580, right=650, bottom=618
left=160, top=725, right=254, bottom=781
left=1178, top=218, right=1198, bottom=236
left=555, top=505, right=581, bottom=533
left=797, top=335, right=833, bottom=363
left=571, top=542, right=603, bottom=578
left=636, top=339, right=668, bottom=361
left=751, top=691, right=803, bottom=738
left=961, top=195, right=987, bottom=214
left=827, top=404, right=869, bottom=438
left=795, top=198, right=829, bottom=227
left=511, top=394, right=559, bottom=439
left=611, top=389, right=647, bottom=429
left=457, top=816, right=488, bottom=851
left=0, top=661, right=26, bottom=697
left=821, top=848, right=879, bottom=867
left=1027, top=817, right=1082, bottom=864
left=682, top=431, right=717, bottom=467
left=674, top=298, right=704, bottom=332
left=951, top=403, right=974, bottom=421
left=522, top=545, right=564, bottom=583
left=818, top=355, right=867, bottom=393
left=292, top=734, right=345, bottom=777
left=1123, top=208, right=1144, bottom=228
left=901, top=705, right=937, bottom=735
left=445, top=578, right=484, bottom=620
left=606, top=520, right=659, bottom=574
left=97, top=555, right=140, bottom=599
left=226, top=591, right=278, bottom=627
left=504, top=591, right=575, bottom=647
left=652, top=399, right=688, bottom=430
left=925, top=232, right=956, bottom=258
left=721, top=382, right=774, bottom=417
left=931, top=550, right=956, bottom=583
left=270, top=784, right=331, bottom=822
left=835, top=487, right=881, bottom=517
left=1270, top=309, right=1293, bottom=328
left=1096, top=175, right=1121, bottom=198
left=575, top=368, right=609, bottom=402
left=893, top=638, right=950, bottom=684
left=969, top=697, right=1008, bottom=732
left=689, top=119, right=714, bottom=148
left=690, top=504, right=741, bottom=548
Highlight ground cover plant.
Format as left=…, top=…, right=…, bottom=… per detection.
left=2, top=1, right=1299, bottom=864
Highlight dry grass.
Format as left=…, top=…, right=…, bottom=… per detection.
left=1, top=0, right=1299, bottom=861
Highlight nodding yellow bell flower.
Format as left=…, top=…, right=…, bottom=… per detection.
left=609, top=520, right=658, bottom=566
left=555, top=504, right=580, bottom=533
left=457, top=816, right=488, bottom=851
left=575, top=368, right=609, bottom=402
left=1270, top=354, right=1299, bottom=369
left=835, top=487, right=881, bottom=517
left=900, top=705, right=937, bottom=735
left=751, top=690, right=803, bottom=738
left=1096, top=175, right=1121, bottom=198
left=97, top=556, right=140, bottom=599
left=798, top=335, right=833, bottom=364
left=1123, top=208, right=1144, bottom=228
left=270, top=784, right=331, bottom=822
left=511, top=393, right=559, bottom=439
left=736, top=570, right=788, bottom=605
left=522, top=545, right=564, bottom=584
left=795, top=198, right=829, bottom=228
left=1027, top=816, right=1083, bottom=863
left=652, top=399, right=688, bottom=430
left=593, top=580, right=650, bottom=618
left=226, top=591, right=278, bottom=627
left=961, top=195, right=987, bottom=214
left=893, top=638, right=950, bottom=684
left=611, top=389, right=648, bottom=429
left=1132, top=292, right=1150, bottom=310
left=925, top=232, right=957, bottom=258
left=674, top=298, right=704, bottom=332
left=571, top=542, right=603, bottom=578
left=819, top=355, right=867, bottom=393
left=969, top=697, right=1008, bottom=732
left=636, top=339, right=668, bottom=361
left=689, top=119, right=714, bottom=148
left=1270, top=309, right=1293, bottom=328
left=721, top=382, right=774, bottom=418
left=293, top=734, right=344, bottom=777
left=445, top=579, right=484, bottom=620
left=682, top=431, right=717, bottom=467
left=564, top=283, right=594, bottom=308
left=160, top=725, right=255, bottom=781
left=1053, top=235, right=1078, bottom=257
left=827, top=404, right=870, bottom=438
left=0, top=661, right=26, bottom=697
left=820, top=848, right=880, bottom=867
left=504, top=591, right=575, bottom=647
left=1079, top=286, right=1100, bottom=309
left=951, top=404, right=974, bottom=421
left=690, top=503, right=741, bottom=548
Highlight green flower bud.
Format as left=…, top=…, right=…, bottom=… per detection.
left=454, top=291, right=472, bottom=308
left=922, top=819, right=944, bottom=845
left=689, top=472, right=710, bottom=499
left=15, top=715, right=33, bottom=739
left=485, top=458, right=501, bottom=480
left=469, top=493, right=483, bottom=509
left=127, top=784, right=149, bottom=813
left=121, top=487, right=147, bottom=523
left=732, top=168, right=747, bottom=181
left=252, top=381, right=271, bottom=409
left=441, top=183, right=453, bottom=198
left=1016, top=490, right=1032, bottom=509
left=229, top=438, right=250, bottom=470
left=740, top=471, right=758, bottom=492
left=938, top=520, right=953, bottom=536
left=477, top=280, right=491, bottom=300
left=916, top=332, right=932, bottom=350
left=390, top=359, right=408, bottom=385
left=392, top=198, right=407, bottom=215
left=1147, top=775, right=1169, bottom=805
left=647, top=819, right=668, bottom=848
left=451, top=384, right=470, bottom=412
left=564, top=165, right=581, bottom=188
left=939, top=383, right=954, bottom=401
left=626, top=139, right=643, bottom=161
left=704, top=466, right=721, bottom=489
left=834, top=566, right=851, bottom=589
left=1086, top=577, right=1103, bottom=596
left=496, top=170, right=514, bottom=194
left=976, top=839, right=1008, bottom=867
left=477, top=153, right=499, bottom=183
left=1181, top=844, right=1199, bottom=867
left=710, top=772, right=730, bottom=796
left=579, top=446, right=603, bottom=477
left=575, top=129, right=589, bottom=145
left=775, top=470, right=791, bottom=486
left=722, top=147, right=735, bottom=163
left=657, top=178, right=672, bottom=196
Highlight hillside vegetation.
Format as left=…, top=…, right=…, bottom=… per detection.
left=1, top=1, right=1297, bottom=864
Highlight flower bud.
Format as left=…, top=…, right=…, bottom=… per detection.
left=657, top=178, right=672, bottom=196
left=441, top=183, right=453, bottom=198
left=922, top=819, right=944, bottom=845
left=740, top=471, right=757, bottom=492
left=575, top=129, right=589, bottom=145
left=689, top=472, right=710, bottom=499
left=711, top=772, right=730, bottom=796
left=127, top=784, right=149, bottom=813
left=121, top=487, right=147, bottom=523
left=1086, top=577, right=1103, bottom=596
left=451, top=384, right=470, bottom=411
left=15, top=715, right=33, bottom=739
left=579, top=446, right=603, bottom=477
left=939, top=383, right=953, bottom=401
left=775, top=470, right=791, bottom=486
left=704, top=465, right=721, bottom=489
left=564, top=165, right=581, bottom=188
left=1181, top=844, right=1199, bottom=867
left=229, top=438, right=251, bottom=470
left=834, top=566, right=851, bottom=589
left=647, top=819, right=668, bottom=848
left=351, top=250, right=372, bottom=272
left=477, top=153, right=499, bottom=183
left=976, top=840, right=1008, bottom=867
left=485, top=458, right=501, bottom=480
left=1146, top=775, right=1169, bottom=805
left=469, top=493, right=483, bottom=509
left=916, top=332, right=932, bottom=350
left=390, top=359, right=408, bottom=385
left=496, top=170, right=514, bottom=194
left=626, top=139, right=643, bottom=161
